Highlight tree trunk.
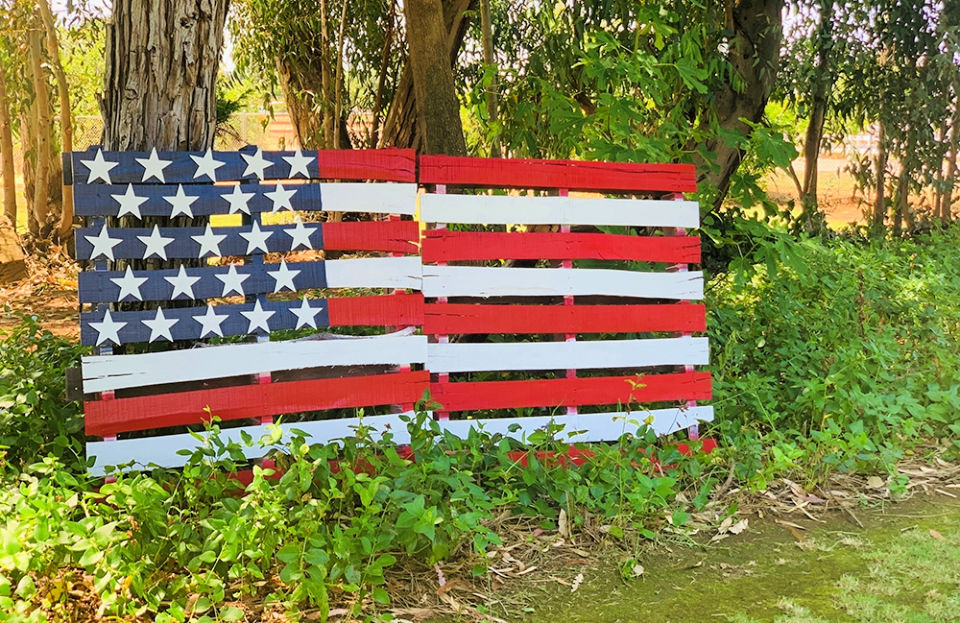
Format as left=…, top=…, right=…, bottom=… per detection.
left=102, top=0, right=228, bottom=151
left=38, top=0, right=75, bottom=245
left=277, top=58, right=326, bottom=148
left=872, top=120, right=888, bottom=230
left=0, top=62, right=17, bottom=227
left=697, top=0, right=784, bottom=211
left=0, top=215, right=26, bottom=285
left=380, top=0, right=473, bottom=150
left=479, top=0, right=499, bottom=157
left=28, top=28, right=53, bottom=237
left=401, top=0, right=467, bottom=155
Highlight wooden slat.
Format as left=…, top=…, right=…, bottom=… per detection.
left=82, top=335, right=428, bottom=393
left=73, top=182, right=417, bottom=218
left=429, top=371, right=712, bottom=412
left=422, top=231, right=701, bottom=263
left=419, top=155, right=697, bottom=193
left=421, top=266, right=703, bottom=300
left=79, top=294, right=423, bottom=346
left=84, top=370, right=429, bottom=436
left=440, top=406, right=714, bottom=442
left=75, top=220, right=418, bottom=260
left=423, top=302, right=705, bottom=335
left=71, top=148, right=416, bottom=185
left=87, top=412, right=416, bottom=475
left=78, top=256, right=421, bottom=304
left=419, top=194, right=699, bottom=228
left=426, top=337, right=709, bottom=373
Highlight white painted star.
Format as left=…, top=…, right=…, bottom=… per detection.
left=111, top=183, right=149, bottom=219
left=136, top=147, right=172, bottom=183
left=190, top=148, right=226, bottom=181
left=215, top=265, right=250, bottom=296
left=283, top=217, right=315, bottom=250
left=137, top=225, right=175, bottom=260
left=239, top=221, right=272, bottom=254
left=191, top=224, right=226, bottom=258
left=84, top=223, right=122, bottom=261
left=267, top=260, right=300, bottom=292
left=142, top=307, right=178, bottom=342
left=89, top=309, right=126, bottom=346
left=283, top=149, right=313, bottom=178
left=162, top=184, right=199, bottom=218
left=110, top=265, right=148, bottom=301
left=265, top=183, right=297, bottom=212
left=241, top=299, right=274, bottom=333
left=222, top=184, right=254, bottom=215
left=241, top=147, right=272, bottom=180
left=289, top=296, right=323, bottom=329
left=193, top=305, right=228, bottom=338
left=164, top=265, right=201, bottom=299
left=80, top=149, right=118, bottom=184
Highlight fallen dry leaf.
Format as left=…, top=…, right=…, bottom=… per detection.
left=866, top=476, right=885, bottom=489
left=571, top=573, right=584, bottom=592
left=930, top=529, right=947, bottom=542
left=630, top=563, right=645, bottom=578
left=728, top=518, right=749, bottom=535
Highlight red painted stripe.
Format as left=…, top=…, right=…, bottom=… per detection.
left=419, top=155, right=697, bottom=193
left=424, top=302, right=706, bottom=335
left=323, top=220, right=419, bottom=254
left=85, top=370, right=429, bottom=436
left=328, top=293, right=424, bottom=326
left=429, top=372, right=711, bottom=412
left=422, top=231, right=701, bottom=263
left=315, top=148, right=416, bottom=181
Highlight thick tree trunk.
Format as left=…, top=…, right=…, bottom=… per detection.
left=278, top=59, right=326, bottom=148
left=102, top=0, right=228, bottom=151
left=0, top=62, right=16, bottom=227
left=940, top=109, right=959, bottom=223
left=38, top=0, right=75, bottom=245
left=697, top=0, right=784, bottom=211
left=380, top=0, right=473, bottom=150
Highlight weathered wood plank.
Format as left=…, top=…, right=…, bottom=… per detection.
left=82, top=334, right=428, bottom=393
left=419, top=194, right=699, bottom=228
left=419, top=155, right=697, bottom=193
left=421, top=266, right=704, bottom=300
left=426, top=337, right=709, bottom=373
left=84, top=369, right=429, bottom=436
left=423, top=302, right=705, bottom=334
left=429, top=371, right=712, bottom=412
left=73, top=181, right=417, bottom=218
left=422, top=230, right=701, bottom=263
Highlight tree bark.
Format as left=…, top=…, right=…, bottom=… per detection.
left=38, top=0, right=75, bottom=244
left=0, top=215, right=27, bottom=285
left=102, top=0, right=228, bottom=151
left=28, top=28, right=53, bottom=237
left=381, top=0, right=472, bottom=151
left=697, top=0, right=784, bottom=211
left=940, top=107, right=959, bottom=223
left=0, top=61, right=17, bottom=227
left=277, top=58, right=326, bottom=148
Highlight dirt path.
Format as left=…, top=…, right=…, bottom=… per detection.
left=0, top=255, right=79, bottom=340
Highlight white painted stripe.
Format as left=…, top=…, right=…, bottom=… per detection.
left=325, top=256, right=422, bottom=290
left=420, top=194, right=700, bottom=228
left=87, top=413, right=415, bottom=475
left=421, top=266, right=703, bottom=299
left=427, top=337, right=709, bottom=373
left=82, top=335, right=427, bottom=393
left=439, top=406, right=714, bottom=442
left=321, top=183, right=417, bottom=215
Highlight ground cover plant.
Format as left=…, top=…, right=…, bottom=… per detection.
left=1, top=225, right=960, bottom=621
